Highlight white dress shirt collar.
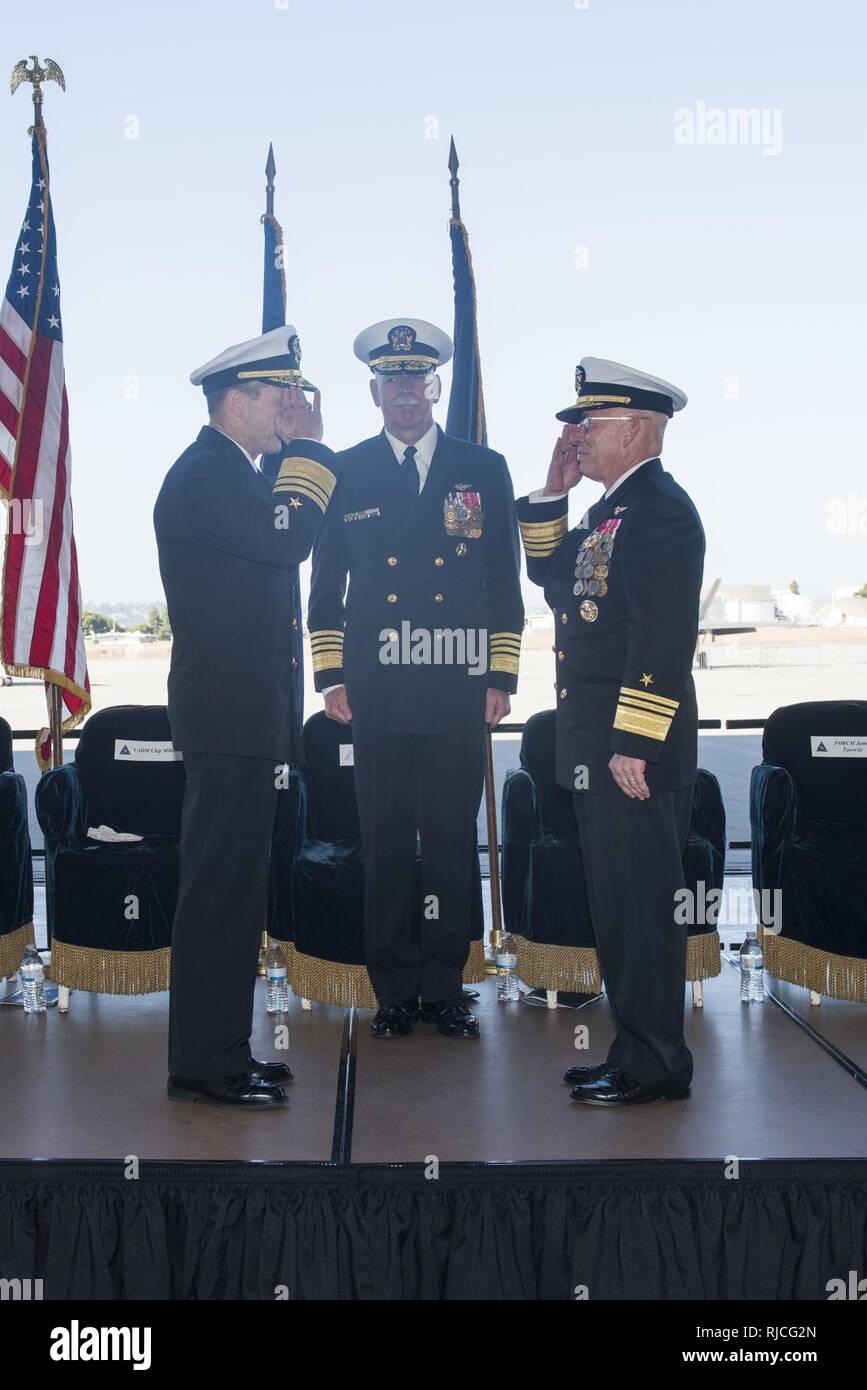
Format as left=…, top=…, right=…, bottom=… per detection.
left=383, top=421, right=439, bottom=491
left=604, top=456, right=657, bottom=499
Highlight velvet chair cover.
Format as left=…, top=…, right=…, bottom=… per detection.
left=501, top=710, right=724, bottom=991
left=268, top=711, right=486, bottom=1007
left=751, top=700, right=867, bottom=1000
left=0, top=716, right=35, bottom=978
left=35, top=706, right=185, bottom=994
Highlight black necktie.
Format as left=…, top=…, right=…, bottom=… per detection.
left=402, top=444, right=420, bottom=497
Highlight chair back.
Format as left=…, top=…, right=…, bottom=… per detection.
left=762, top=701, right=867, bottom=825
left=0, top=717, right=12, bottom=773
left=74, top=705, right=186, bottom=836
left=301, top=712, right=360, bottom=843
left=519, top=710, right=576, bottom=834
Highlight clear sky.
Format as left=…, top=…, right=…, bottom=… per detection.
left=1, top=0, right=865, bottom=604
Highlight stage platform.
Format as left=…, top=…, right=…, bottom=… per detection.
left=2, top=956, right=866, bottom=1165
left=2, top=935, right=866, bottom=1300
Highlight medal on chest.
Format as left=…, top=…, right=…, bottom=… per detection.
left=572, top=517, right=621, bottom=618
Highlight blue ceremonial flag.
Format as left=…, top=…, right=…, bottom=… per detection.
left=445, top=147, right=487, bottom=447
left=259, top=147, right=304, bottom=729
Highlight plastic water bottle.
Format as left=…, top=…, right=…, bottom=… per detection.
left=265, top=942, right=290, bottom=1013
left=739, top=930, right=764, bottom=1002
left=496, top=933, right=520, bottom=1002
left=19, top=944, right=47, bottom=1014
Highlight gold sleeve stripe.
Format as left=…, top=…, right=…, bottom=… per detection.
left=491, top=633, right=523, bottom=646
left=612, top=706, right=672, bottom=742
left=275, top=456, right=336, bottom=502
left=518, top=518, right=568, bottom=536
left=312, top=652, right=344, bottom=673
left=273, top=476, right=329, bottom=505
left=273, top=482, right=327, bottom=513
left=617, top=696, right=675, bottom=721
left=490, top=655, right=520, bottom=675
left=619, top=686, right=679, bottom=710
left=310, top=629, right=344, bottom=639
left=519, top=517, right=568, bottom=543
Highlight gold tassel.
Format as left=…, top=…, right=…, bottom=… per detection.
left=515, top=930, right=722, bottom=993
left=513, top=936, right=603, bottom=994
left=0, top=923, right=33, bottom=980
left=277, top=937, right=488, bottom=1009
left=49, top=940, right=171, bottom=994
left=760, top=931, right=867, bottom=1003
left=282, top=943, right=377, bottom=1009
left=686, top=930, right=722, bottom=982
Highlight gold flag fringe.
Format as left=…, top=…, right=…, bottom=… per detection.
left=49, top=941, right=171, bottom=994
left=515, top=930, right=722, bottom=993
left=760, top=929, right=867, bottom=1003
left=0, top=923, right=33, bottom=980
left=279, top=937, right=488, bottom=1009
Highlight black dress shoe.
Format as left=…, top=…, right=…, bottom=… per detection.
left=563, top=1062, right=615, bottom=1086
left=167, top=1072, right=288, bottom=1108
left=419, top=999, right=480, bottom=1038
left=570, top=1068, right=691, bottom=1106
left=523, top=988, right=604, bottom=1010
left=248, top=1057, right=293, bottom=1083
left=370, top=1001, right=417, bottom=1038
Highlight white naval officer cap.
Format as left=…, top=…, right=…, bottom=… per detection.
left=190, top=325, right=315, bottom=395
left=353, top=318, right=453, bottom=374
left=556, top=356, right=688, bottom=424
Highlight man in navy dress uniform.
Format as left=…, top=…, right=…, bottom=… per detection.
left=515, top=357, right=705, bottom=1105
left=154, top=326, right=339, bottom=1108
left=308, top=318, right=524, bottom=1039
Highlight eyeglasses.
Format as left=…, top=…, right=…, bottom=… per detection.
left=574, top=416, right=633, bottom=435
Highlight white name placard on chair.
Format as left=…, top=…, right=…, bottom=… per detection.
left=114, top=740, right=183, bottom=762
left=810, top=736, right=867, bottom=759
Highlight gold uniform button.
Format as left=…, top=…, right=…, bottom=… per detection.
left=560, top=688, right=567, bottom=699
left=558, top=651, right=565, bottom=662
left=388, top=630, right=398, bottom=641
left=387, top=593, right=398, bottom=603
left=387, top=556, right=398, bottom=566
left=434, top=557, right=444, bottom=566
left=561, top=613, right=568, bottom=624
left=434, top=593, right=444, bottom=603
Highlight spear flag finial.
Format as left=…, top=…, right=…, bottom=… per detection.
left=448, top=135, right=461, bottom=221
left=265, top=141, right=276, bottom=217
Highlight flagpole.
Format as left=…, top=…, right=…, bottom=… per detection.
left=447, top=138, right=504, bottom=968
left=8, top=56, right=78, bottom=774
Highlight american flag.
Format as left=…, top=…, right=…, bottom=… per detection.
left=1, top=126, right=90, bottom=766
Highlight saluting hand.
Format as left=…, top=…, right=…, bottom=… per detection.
left=543, top=425, right=583, bottom=496
left=278, top=386, right=324, bottom=443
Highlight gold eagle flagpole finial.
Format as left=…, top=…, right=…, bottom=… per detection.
left=10, top=56, right=66, bottom=129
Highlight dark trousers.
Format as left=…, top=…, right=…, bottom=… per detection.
left=572, top=786, right=694, bottom=1087
left=352, top=726, right=485, bottom=1005
left=168, top=751, right=279, bottom=1078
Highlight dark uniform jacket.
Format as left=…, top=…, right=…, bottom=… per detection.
left=516, top=457, right=704, bottom=794
left=308, top=426, right=524, bottom=734
left=154, top=425, right=338, bottom=762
